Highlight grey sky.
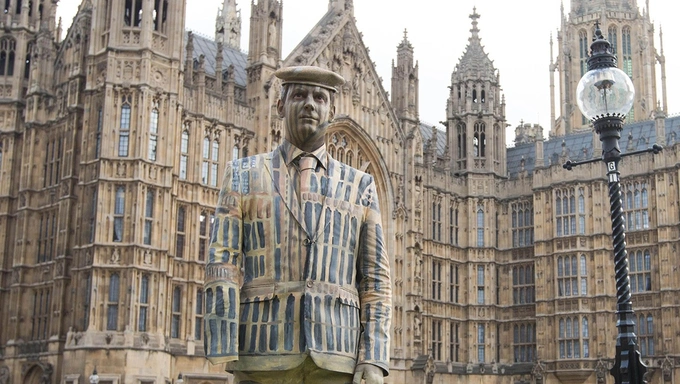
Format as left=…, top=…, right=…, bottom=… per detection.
left=57, top=1, right=678, bottom=146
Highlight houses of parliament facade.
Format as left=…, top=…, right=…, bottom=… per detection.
left=0, top=0, right=678, bottom=383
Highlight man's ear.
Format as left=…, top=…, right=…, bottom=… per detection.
left=276, top=99, right=285, bottom=118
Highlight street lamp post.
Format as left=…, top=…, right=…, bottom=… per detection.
left=564, top=22, right=660, bottom=384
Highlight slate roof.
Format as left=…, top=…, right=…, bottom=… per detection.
left=507, top=115, right=680, bottom=178
left=419, top=122, right=447, bottom=156
left=185, top=31, right=248, bottom=87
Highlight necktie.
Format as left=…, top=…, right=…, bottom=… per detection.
left=297, top=155, right=317, bottom=208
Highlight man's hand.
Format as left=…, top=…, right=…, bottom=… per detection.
left=353, top=363, right=383, bottom=384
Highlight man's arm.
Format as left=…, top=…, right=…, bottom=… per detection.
left=356, top=176, right=392, bottom=375
left=204, top=161, right=243, bottom=364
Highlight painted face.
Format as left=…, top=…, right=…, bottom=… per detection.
left=278, top=84, right=334, bottom=150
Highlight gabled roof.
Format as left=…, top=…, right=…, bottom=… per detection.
left=185, top=31, right=248, bottom=87
left=507, top=115, right=680, bottom=178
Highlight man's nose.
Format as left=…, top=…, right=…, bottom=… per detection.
left=303, top=95, right=315, bottom=110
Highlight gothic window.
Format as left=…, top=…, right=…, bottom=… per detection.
left=512, top=201, right=534, bottom=247
left=89, top=188, right=98, bottom=243
left=148, top=107, right=159, bottom=161
left=24, top=43, right=31, bottom=79
left=555, top=188, right=579, bottom=236
left=477, top=265, right=485, bottom=304
left=578, top=30, right=589, bottom=77
left=143, top=189, right=154, bottom=245
left=153, top=0, right=169, bottom=32
left=232, top=145, right=239, bottom=161
left=176, top=206, right=186, bottom=259
left=124, top=0, right=143, bottom=27
left=171, top=286, right=181, bottom=338
left=476, top=204, right=484, bottom=247
left=432, top=201, right=441, bottom=241
left=481, top=89, right=486, bottom=103
left=629, top=249, right=652, bottom=292
left=3, top=0, right=8, bottom=14
left=180, top=129, right=189, bottom=180
left=477, top=324, right=486, bottom=362
left=449, top=322, right=459, bottom=362
left=608, top=25, right=618, bottom=55
left=457, top=123, right=466, bottom=159
left=622, top=26, right=634, bottom=121
left=432, top=260, right=442, bottom=301
left=199, top=210, right=214, bottom=262
left=622, top=182, right=649, bottom=230
left=449, top=206, right=458, bottom=245
left=474, top=121, right=485, bottom=157
left=37, top=210, right=57, bottom=263
left=118, top=97, right=131, bottom=157
left=138, top=275, right=149, bottom=332
left=43, top=137, right=63, bottom=188
left=578, top=188, right=586, bottom=234
left=557, top=254, right=587, bottom=297
left=31, top=289, right=51, bottom=340
left=83, top=273, right=92, bottom=330
left=431, top=319, right=442, bottom=361
left=449, top=263, right=459, bottom=303
left=0, top=37, right=16, bottom=76
left=211, top=140, right=219, bottom=187
left=558, top=316, right=589, bottom=359
left=107, top=273, right=120, bottom=330
left=95, top=108, right=103, bottom=158
left=472, top=89, right=478, bottom=103
left=513, top=323, right=536, bottom=362
left=195, top=288, right=204, bottom=341
left=113, top=186, right=125, bottom=242
left=513, top=264, right=535, bottom=304
left=635, top=314, right=654, bottom=356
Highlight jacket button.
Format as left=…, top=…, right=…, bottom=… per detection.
left=306, top=280, right=313, bottom=288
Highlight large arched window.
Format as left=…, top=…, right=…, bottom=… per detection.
left=621, top=26, right=634, bottom=121
left=124, top=0, right=143, bottom=27
left=153, top=0, right=169, bottom=32
left=636, top=314, right=654, bottom=356
left=171, top=286, right=181, bottom=338
left=138, top=275, right=149, bottom=331
left=557, top=254, right=587, bottom=297
left=558, top=316, right=589, bottom=359
left=629, top=249, right=652, bottom=292
left=0, top=37, right=16, bottom=76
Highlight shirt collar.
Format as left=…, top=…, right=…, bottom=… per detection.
left=279, top=139, right=328, bottom=170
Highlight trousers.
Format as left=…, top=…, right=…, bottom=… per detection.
left=233, top=357, right=353, bottom=384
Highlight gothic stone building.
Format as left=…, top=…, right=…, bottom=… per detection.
left=0, top=0, right=678, bottom=383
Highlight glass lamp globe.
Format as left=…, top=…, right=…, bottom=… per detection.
left=576, top=66, right=635, bottom=121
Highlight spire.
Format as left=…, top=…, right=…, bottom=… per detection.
left=397, top=29, right=413, bottom=51
left=216, top=0, right=242, bottom=49
left=469, top=7, right=481, bottom=42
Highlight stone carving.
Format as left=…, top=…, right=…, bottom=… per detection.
left=0, top=366, right=9, bottom=384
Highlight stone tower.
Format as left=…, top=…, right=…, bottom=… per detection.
left=446, top=7, right=507, bottom=177
left=246, top=0, right=282, bottom=153
left=550, top=0, right=666, bottom=135
left=215, top=0, right=242, bottom=49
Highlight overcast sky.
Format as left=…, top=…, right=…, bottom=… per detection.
left=57, top=0, right=678, bottom=146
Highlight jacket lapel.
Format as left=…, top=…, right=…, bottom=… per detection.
left=263, top=148, right=306, bottom=231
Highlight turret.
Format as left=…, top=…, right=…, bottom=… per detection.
left=446, top=8, right=506, bottom=176
left=391, top=29, right=418, bottom=121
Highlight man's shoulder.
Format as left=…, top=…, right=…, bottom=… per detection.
left=228, top=152, right=271, bottom=170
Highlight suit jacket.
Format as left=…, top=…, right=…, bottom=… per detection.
left=204, top=142, right=392, bottom=375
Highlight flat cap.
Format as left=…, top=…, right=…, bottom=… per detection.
left=274, top=66, right=345, bottom=92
